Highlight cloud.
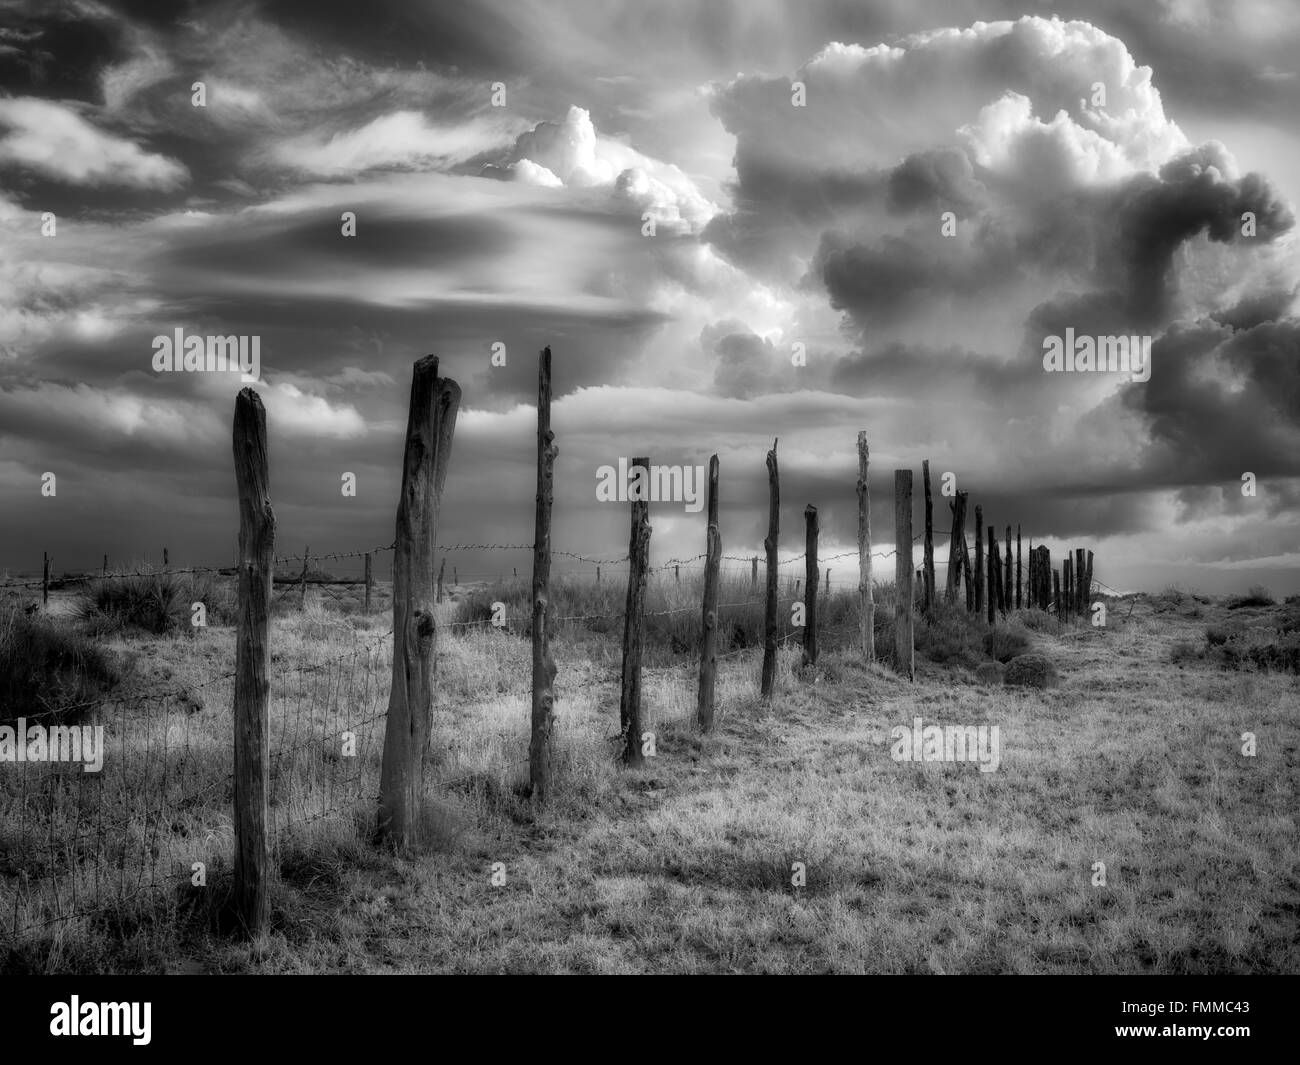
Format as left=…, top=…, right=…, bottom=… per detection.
left=0, top=96, right=188, bottom=189
left=272, top=110, right=520, bottom=176
left=508, top=106, right=716, bottom=233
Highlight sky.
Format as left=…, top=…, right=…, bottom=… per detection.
left=1, top=0, right=1298, bottom=595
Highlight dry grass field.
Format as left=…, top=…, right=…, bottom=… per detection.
left=2, top=573, right=1297, bottom=974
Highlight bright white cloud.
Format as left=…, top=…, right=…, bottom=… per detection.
left=0, top=97, right=189, bottom=189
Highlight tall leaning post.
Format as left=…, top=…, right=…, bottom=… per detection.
left=803, top=504, right=819, bottom=668
left=894, top=470, right=914, bottom=680
left=232, top=387, right=274, bottom=937
left=378, top=355, right=460, bottom=848
left=857, top=432, right=874, bottom=663
left=922, top=459, right=935, bottom=616
left=974, top=504, right=984, bottom=616
left=987, top=527, right=998, bottom=626
left=530, top=347, right=559, bottom=805
left=1004, top=525, right=1012, bottom=614
left=696, top=454, right=721, bottom=731
left=620, top=456, right=652, bottom=765
left=761, top=440, right=780, bottom=697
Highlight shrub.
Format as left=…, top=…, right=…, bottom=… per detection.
left=1170, top=640, right=1202, bottom=665
left=982, top=621, right=1031, bottom=663
left=1004, top=652, right=1059, bottom=689
left=1204, top=625, right=1236, bottom=647
left=1227, top=584, right=1275, bottom=609
left=974, top=661, right=1005, bottom=686
left=0, top=608, right=120, bottom=725
left=74, top=569, right=230, bottom=634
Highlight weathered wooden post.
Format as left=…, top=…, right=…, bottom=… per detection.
left=974, top=504, right=984, bottom=615
left=453, top=566, right=458, bottom=587
left=802, top=504, right=819, bottom=668
left=696, top=454, right=720, bottom=731
left=436, top=558, right=445, bottom=603
left=1063, top=557, right=1073, bottom=620
left=232, top=387, right=274, bottom=935
left=751, top=555, right=758, bottom=593
left=42, top=551, right=49, bottom=608
left=987, top=527, right=997, bottom=626
left=299, top=545, right=309, bottom=609
left=1075, top=548, right=1087, bottom=615
left=364, top=552, right=373, bottom=612
left=596, top=565, right=601, bottom=586
left=102, top=554, right=108, bottom=577
left=531, top=347, right=558, bottom=804
left=378, top=355, right=460, bottom=846
left=620, top=456, right=652, bottom=765
left=1004, top=526, right=1012, bottom=613
left=857, top=432, right=874, bottom=662
left=675, top=564, right=680, bottom=585
left=1054, top=568, right=1062, bottom=619
left=946, top=491, right=967, bottom=602
left=163, top=547, right=169, bottom=570
left=922, top=459, right=935, bottom=616
left=761, top=440, right=780, bottom=698
left=894, top=470, right=914, bottom=680
left=1015, top=526, right=1022, bottom=609
left=1085, top=550, right=1095, bottom=610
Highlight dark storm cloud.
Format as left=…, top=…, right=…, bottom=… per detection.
left=1111, top=144, right=1295, bottom=323
left=1123, top=317, right=1300, bottom=483
left=887, top=148, right=987, bottom=218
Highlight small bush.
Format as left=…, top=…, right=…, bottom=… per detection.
left=1170, top=640, right=1202, bottom=665
left=75, top=569, right=231, bottom=635
left=982, top=621, right=1031, bottom=663
left=1227, top=584, right=1275, bottom=609
left=1204, top=625, right=1236, bottom=647
left=0, top=608, right=120, bottom=725
left=974, top=661, right=1005, bottom=686
left=1004, top=652, right=1058, bottom=689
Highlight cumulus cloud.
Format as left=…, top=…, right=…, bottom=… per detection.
left=508, top=106, right=716, bottom=233
left=0, top=97, right=188, bottom=189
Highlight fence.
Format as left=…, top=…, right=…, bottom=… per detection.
left=0, top=348, right=1103, bottom=944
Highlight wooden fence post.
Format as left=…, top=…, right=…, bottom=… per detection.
left=531, top=347, right=558, bottom=804
left=751, top=555, right=758, bottom=593
left=825, top=567, right=830, bottom=592
left=922, top=459, right=935, bottom=616
left=857, top=432, right=874, bottom=663
left=436, top=558, right=445, bottom=603
left=802, top=504, right=819, bottom=668
left=675, top=564, right=680, bottom=585
left=974, top=504, right=984, bottom=615
left=987, top=527, right=997, bottom=625
left=946, top=490, right=966, bottom=602
left=378, top=355, right=460, bottom=846
left=364, top=552, right=373, bottom=612
left=1063, top=558, right=1072, bottom=620
left=1085, top=550, right=1095, bottom=611
left=596, top=565, right=601, bottom=585
left=894, top=470, right=914, bottom=680
left=1004, top=526, right=1012, bottom=613
left=102, top=554, right=108, bottom=577
left=1054, top=569, right=1062, bottom=619
left=620, top=456, right=652, bottom=765
left=697, top=454, right=720, bottom=731
left=1016, top=526, right=1022, bottom=609
left=163, top=547, right=169, bottom=569
left=453, top=566, right=458, bottom=587
left=761, top=440, right=780, bottom=698
left=42, top=551, right=49, bottom=608
left=1075, top=548, right=1086, bottom=615
left=299, top=545, right=309, bottom=609
left=232, top=387, right=274, bottom=936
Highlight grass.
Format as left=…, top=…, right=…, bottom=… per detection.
left=2, top=582, right=1297, bottom=973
